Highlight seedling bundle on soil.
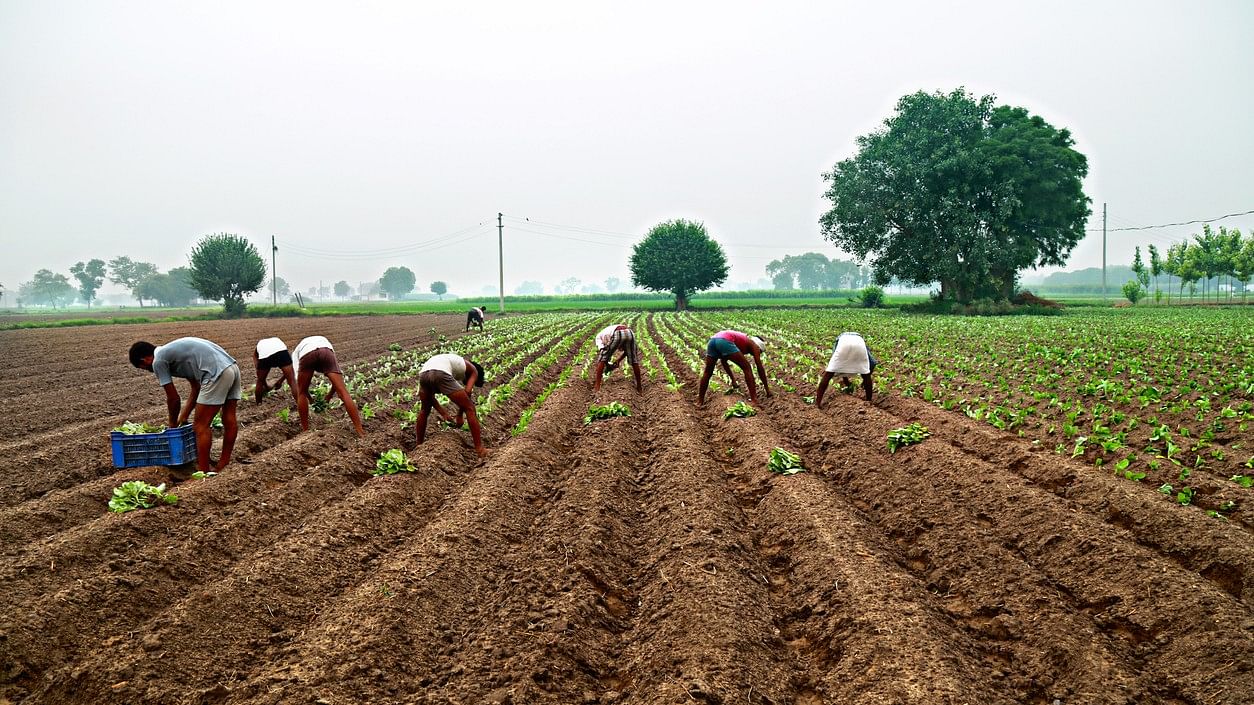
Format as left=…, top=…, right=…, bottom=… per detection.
left=887, top=423, right=931, bottom=453
left=108, top=481, right=178, bottom=513
left=373, top=449, right=416, bottom=476
left=768, top=447, right=805, bottom=475
left=585, top=402, right=631, bottom=425
left=723, top=401, right=757, bottom=420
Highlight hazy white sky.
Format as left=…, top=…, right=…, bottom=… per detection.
left=2, top=0, right=1252, bottom=298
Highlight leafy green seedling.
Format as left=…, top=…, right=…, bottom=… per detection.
left=1158, top=483, right=1173, bottom=495
left=1229, top=475, right=1254, bottom=489
left=113, top=421, right=167, bottom=435
left=310, top=384, right=333, bottom=413
left=211, top=412, right=224, bottom=430
left=723, top=401, right=757, bottom=420
left=802, top=395, right=816, bottom=405
left=887, top=423, right=931, bottom=453
left=108, top=481, right=178, bottom=513
left=388, top=342, right=403, bottom=352
left=190, top=471, right=217, bottom=480
left=768, top=447, right=806, bottom=475
left=1176, top=487, right=1195, bottom=506
left=585, top=402, right=631, bottom=425
left=278, top=408, right=291, bottom=423
left=373, top=449, right=416, bottom=476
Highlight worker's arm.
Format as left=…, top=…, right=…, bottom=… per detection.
left=163, top=383, right=182, bottom=427
left=815, top=371, right=834, bottom=409
left=177, top=381, right=199, bottom=425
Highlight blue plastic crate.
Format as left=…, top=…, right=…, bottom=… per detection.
left=110, top=425, right=198, bottom=468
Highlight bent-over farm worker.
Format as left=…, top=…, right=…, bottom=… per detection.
left=253, top=336, right=296, bottom=404
left=698, top=330, right=770, bottom=406
left=292, top=336, right=366, bottom=437
left=815, top=331, right=878, bottom=406
left=466, top=306, right=487, bottom=331
left=417, top=352, right=488, bottom=457
left=128, top=337, right=241, bottom=474
left=592, top=323, right=643, bottom=394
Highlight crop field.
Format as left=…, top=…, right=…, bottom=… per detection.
left=1, top=308, right=1252, bottom=704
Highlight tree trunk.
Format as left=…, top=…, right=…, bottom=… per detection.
left=674, top=291, right=688, bottom=311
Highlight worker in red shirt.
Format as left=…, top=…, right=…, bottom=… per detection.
left=698, top=330, right=769, bottom=406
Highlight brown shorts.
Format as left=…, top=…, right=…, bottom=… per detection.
left=299, top=347, right=342, bottom=376
left=420, top=369, right=465, bottom=396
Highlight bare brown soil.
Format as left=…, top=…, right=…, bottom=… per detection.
left=1, top=313, right=1251, bottom=704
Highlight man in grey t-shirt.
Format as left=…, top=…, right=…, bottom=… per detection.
left=129, top=337, right=242, bottom=473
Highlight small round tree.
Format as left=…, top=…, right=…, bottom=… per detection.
left=334, top=280, right=351, bottom=299
left=378, top=266, right=416, bottom=300
left=630, top=219, right=728, bottom=310
left=430, top=280, right=448, bottom=300
left=188, top=233, right=267, bottom=316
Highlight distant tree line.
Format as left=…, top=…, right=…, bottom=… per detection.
left=14, top=256, right=200, bottom=309
left=764, top=252, right=876, bottom=290
left=1122, top=225, right=1253, bottom=305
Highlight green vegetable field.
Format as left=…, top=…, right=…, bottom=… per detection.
left=0, top=307, right=1251, bottom=704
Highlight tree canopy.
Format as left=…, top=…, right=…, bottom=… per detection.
left=630, top=219, right=728, bottom=310
left=108, top=256, right=160, bottom=307
left=820, top=88, right=1090, bottom=303
left=70, top=259, right=107, bottom=307
left=136, top=267, right=198, bottom=307
left=765, top=252, right=870, bottom=290
left=430, top=281, right=448, bottom=299
left=188, top=233, right=267, bottom=316
left=24, top=269, right=76, bottom=307
left=334, top=280, right=351, bottom=299
left=378, top=266, right=416, bottom=299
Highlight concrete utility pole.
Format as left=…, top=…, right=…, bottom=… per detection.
left=1102, top=203, right=1107, bottom=301
left=498, top=212, right=505, bottom=314
left=271, top=235, right=278, bottom=305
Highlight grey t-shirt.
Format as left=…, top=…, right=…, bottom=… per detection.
left=152, top=337, right=237, bottom=386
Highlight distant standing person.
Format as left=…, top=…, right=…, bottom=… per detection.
left=292, top=336, right=366, bottom=437
left=698, top=330, right=770, bottom=406
left=253, top=336, right=296, bottom=403
left=466, top=306, right=487, bottom=331
left=815, top=332, right=877, bottom=406
left=128, top=337, right=241, bottom=474
left=592, top=323, right=643, bottom=394
left=416, top=352, right=488, bottom=457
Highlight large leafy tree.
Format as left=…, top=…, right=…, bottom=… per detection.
left=430, top=281, right=448, bottom=299
left=26, top=269, right=76, bottom=307
left=334, top=280, right=351, bottom=299
left=70, top=258, right=107, bottom=307
left=378, top=266, right=416, bottom=299
left=108, top=256, right=160, bottom=307
left=188, top=233, right=267, bottom=316
left=630, top=219, right=728, bottom=310
left=820, top=88, right=1090, bottom=303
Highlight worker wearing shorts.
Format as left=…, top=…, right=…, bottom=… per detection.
left=128, top=336, right=241, bottom=474
left=291, top=336, right=365, bottom=437
left=698, top=330, right=769, bottom=405
left=417, top=353, right=488, bottom=457
left=253, top=336, right=296, bottom=403
left=592, top=324, right=643, bottom=394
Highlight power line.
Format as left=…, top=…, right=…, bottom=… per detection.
left=277, top=224, right=493, bottom=260
left=1086, top=208, right=1254, bottom=233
